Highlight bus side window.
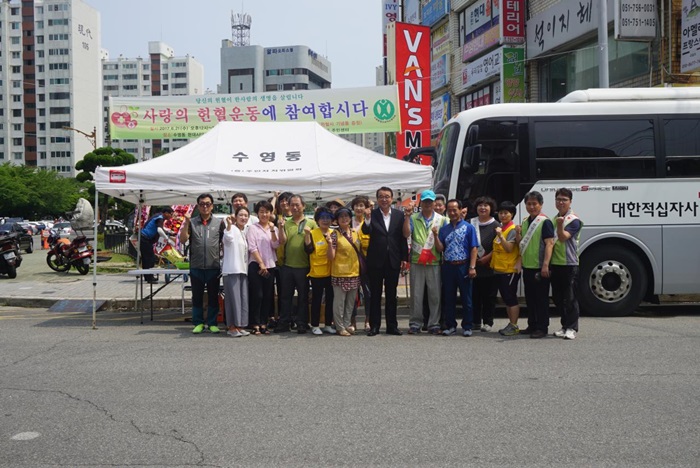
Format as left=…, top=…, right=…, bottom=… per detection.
left=534, top=118, right=656, bottom=179
left=664, top=117, right=700, bottom=177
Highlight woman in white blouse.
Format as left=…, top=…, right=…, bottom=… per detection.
left=223, top=207, right=251, bottom=337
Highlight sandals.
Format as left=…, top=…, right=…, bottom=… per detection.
left=259, top=326, right=270, bottom=335
left=252, top=326, right=262, bottom=336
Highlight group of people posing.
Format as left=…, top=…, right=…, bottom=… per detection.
left=169, top=186, right=582, bottom=340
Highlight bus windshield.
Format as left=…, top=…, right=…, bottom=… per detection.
left=433, top=122, right=460, bottom=196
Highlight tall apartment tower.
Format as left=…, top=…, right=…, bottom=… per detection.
left=0, top=0, right=102, bottom=175
left=102, top=41, right=204, bottom=160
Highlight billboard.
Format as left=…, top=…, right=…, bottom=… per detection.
left=109, top=86, right=401, bottom=139
left=387, top=22, right=432, bottom=162
left=422, top=0, right=450, bottom=27
left=681, top=0, right=700, bottom=72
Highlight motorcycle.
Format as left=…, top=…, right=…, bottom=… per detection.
left=0, top=233, right=22, bottom=278
left=45, top=229, right=93, bottom=275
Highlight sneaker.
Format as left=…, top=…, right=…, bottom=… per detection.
left=297, top=326, right=308, bottom=334
left=462, top=329, right=473, bottom=337
left=209, top=325, right=221, bottom=334
left=564, top=329, right=577, bottom=340
left=530, top=330, right=547, bottom=339
left=192, top=324, right=205, bottom=334
left=338, top=329, right=351, bottom=336
left=408, top=326, right=420, bottom=334
left=428, top=327, right=441, bottom=335
left=227, top=329, right=243, bottom=337
left=553, top=328, right=567, bottom=338
left=498, top=323, right=520, bottom=336
left=311, top=326, right=323, bottom=335
left=238, top=329, right=250, bottom=336
left=481, top=324, right=492, bottom=332
left=442, top=327, right=456, bottom=336
left=322, top=326, right=336, bottom=335
left=520, top=327, right=533, bottom=335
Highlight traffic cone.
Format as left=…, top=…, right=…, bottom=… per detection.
left=41, top=230, right=50, bottom=249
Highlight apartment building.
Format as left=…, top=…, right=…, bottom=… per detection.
left=102, top=41, right=204, bottom=160
left=0, top=0, right=102, bottom=176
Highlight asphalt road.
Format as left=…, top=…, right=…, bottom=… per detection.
left=0, top=306, right=698, bottom=467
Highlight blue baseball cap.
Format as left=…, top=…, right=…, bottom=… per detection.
left=420, top=190, right=437, bottom=202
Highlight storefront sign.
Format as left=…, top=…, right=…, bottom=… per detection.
left=387, top=22, right=432, bottom=161
left=462, top=47, right=502, bottom=90
left=614, top=0, right=657, bottom=40
left=431, top=54, right=449, bottom=89
left=527, top=0, right=614, bottom=58
left=466, top=0, right=500, bottom=37
left=422, top=0, right=450, bottom=27
left=501, top=0, right=526, bottom=44
left=404, top=0, right=421, bottom=24
left=681, top=0, right=700, bottom=72
left=501, top=47, right=525, bottom=103
left=463, top=24, right=501, bottom=62
left=431, top=94, right=451, bottom=134
left=383, top=0, right=400, bottom=56
left=432, top=22, right=451, bottom=57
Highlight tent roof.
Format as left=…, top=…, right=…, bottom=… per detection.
left=95, top=121, right=433, bottom=205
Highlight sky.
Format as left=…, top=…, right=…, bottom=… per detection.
left=91, top=0, right=385, bottom=92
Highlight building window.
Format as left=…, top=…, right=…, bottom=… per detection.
left=40, top=152, right=46, bottom=159
left=39, top=137, right=46, bottom=145
left=49, top=78, right=69, bottom=85
left=122, top=74, right=138, bottom=80
left=12, top=109, right=21, bottom=117
left=538, top=34, right=650, bottom=102
left=11, top=66, right=21, bottom=74
left=11, top=22, right=20, bottom=29
left=12, top=52, right=21, bottom=59
left=13, top=138, right=23, bottom=146
left=14, top=153, right=23, bottom=160
left=13, top=124, right=22, bottom=131
left=36, top=21, right=44, bottom=29
left=12, top=95, right=21, bottom=102
left=162, top=84, right=169, bottom=90
left=11, top=37, right=20, bottom=45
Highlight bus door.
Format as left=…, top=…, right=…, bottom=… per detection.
left=456, top=118, right=524, bottom=205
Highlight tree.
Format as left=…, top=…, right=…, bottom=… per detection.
left=0, top=163, right=85, bottom=219
left=75, top=146, right=137, bottom=183
left=75, top=147, right=137, bottom=224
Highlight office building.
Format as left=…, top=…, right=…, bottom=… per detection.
left=220, top=41, right=331, bottom=93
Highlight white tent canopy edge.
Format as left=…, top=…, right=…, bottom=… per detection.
left=94, top=121, right=433, bottom=205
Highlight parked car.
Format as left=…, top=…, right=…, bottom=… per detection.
left=52, top=222, right=74, bottom=238
left=0, top=222, right=34, bottom=253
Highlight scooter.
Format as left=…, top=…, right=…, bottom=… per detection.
left=0, top=233, right=22, bottom=278
left=45, top=229, right=93, bottom=275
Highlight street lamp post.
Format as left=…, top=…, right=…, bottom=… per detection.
left=63, top=126, right=97, bottom=150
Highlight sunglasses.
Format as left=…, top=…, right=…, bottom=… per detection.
left=198, top=202, right=213, bottom=207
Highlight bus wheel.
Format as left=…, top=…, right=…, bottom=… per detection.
left=578, top=246, right=647, bottom=317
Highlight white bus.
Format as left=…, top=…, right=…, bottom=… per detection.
left=416, top=88, right=700, bottom=317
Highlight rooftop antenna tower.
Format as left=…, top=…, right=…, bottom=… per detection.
left=231, top=8, right=252, bottom=47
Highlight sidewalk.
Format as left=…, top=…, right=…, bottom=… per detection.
left=0, top=271, right=412, bottom=311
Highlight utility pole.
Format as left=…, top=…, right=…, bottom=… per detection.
left=598, top=0, right=609, bottom=88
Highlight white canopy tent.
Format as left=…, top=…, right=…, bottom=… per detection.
left=89, top=121, right=433, bottom=328
left=94, top=121, right=433, bottom=204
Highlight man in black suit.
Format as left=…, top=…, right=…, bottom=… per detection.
left=362, top=186, right=409, bottom=336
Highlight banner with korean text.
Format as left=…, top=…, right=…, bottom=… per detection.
left=109, top=86, right=401, bottom=139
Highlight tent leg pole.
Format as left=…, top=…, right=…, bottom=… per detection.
left=92, top=190, right=98, bottom=330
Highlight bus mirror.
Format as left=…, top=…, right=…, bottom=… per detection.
left=462, top=144, right=482, bottom=173
left=402, top=146, right=437, bottom=166
left=467, top=125, right=479, bottom=146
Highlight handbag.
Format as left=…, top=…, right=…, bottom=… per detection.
left=344, top=231, right=367, bottom=277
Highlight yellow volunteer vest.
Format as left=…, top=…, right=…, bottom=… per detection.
left=331, top=230, right=360, bottom=278
left=490, top=223, right=520, bottom=273
left=308, top=228, right=331, bottom=278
